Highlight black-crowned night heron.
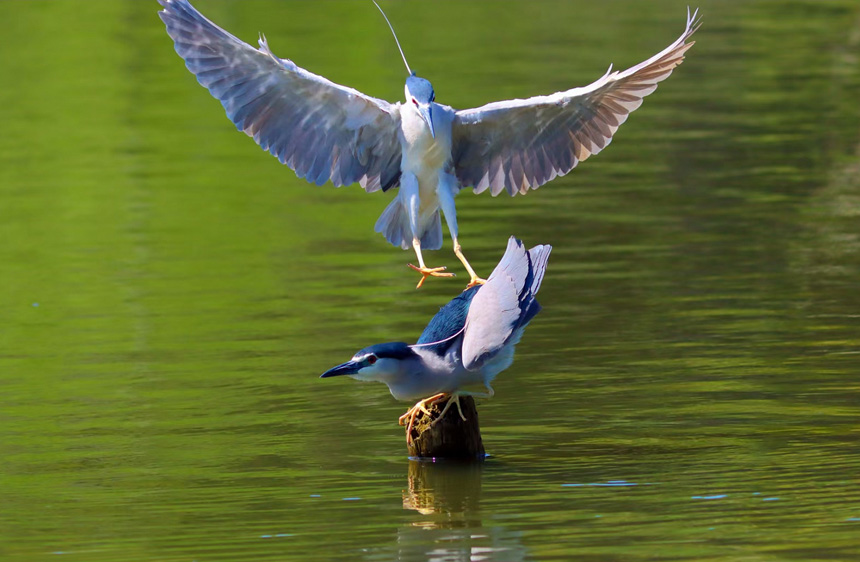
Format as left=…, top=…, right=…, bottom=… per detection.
left=159, top=1, right=698, bottom=288
left=320, top=237, right=551, bottom=441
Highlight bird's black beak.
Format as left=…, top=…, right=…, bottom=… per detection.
left=320, top=360, right=360, bottom=378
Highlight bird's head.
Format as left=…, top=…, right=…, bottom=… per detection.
left=405, top=74, right=436, bottom=138
left=371, top=1, right=435, bottom=138
left=320, top=342, right=417, bottom=383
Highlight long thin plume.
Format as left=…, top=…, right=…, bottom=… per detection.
left=412, top=326, right=466, bottom=348
left=372, top=0, right=412, bottom=75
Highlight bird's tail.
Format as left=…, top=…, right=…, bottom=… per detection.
left=516, top=242, right=552, bottom=329
left=374, top=198, right=442, bottom=251
left=374, top=198, right=412, bottom=250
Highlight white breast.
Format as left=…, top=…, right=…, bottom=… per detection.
left=400, top=104, right=452, bottom=178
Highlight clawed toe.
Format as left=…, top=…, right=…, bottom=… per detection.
left=408, top=264, right=455, bottom=289
left=465, top=276, right=487, bottom=289
left=401, top=393, right=449, bottom=445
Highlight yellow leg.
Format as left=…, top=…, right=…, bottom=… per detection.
left=430, top=388, right=496, bottom=427
left=399, top=392, right=450, bottom=445
left=453, top=238, right=487, bottom=289
left=398, top=393, right=445, bottom=426
left=408, top=238, right=454, bottom=289
left=400, top=389, right=496, bottom=442
left=432, top=393, right=467, bottom=426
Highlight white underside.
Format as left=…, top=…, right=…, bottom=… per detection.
left=374, top=103, right=457, bottom=251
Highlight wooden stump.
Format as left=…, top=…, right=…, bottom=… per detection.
left=405, top=395, right=486, bottom=459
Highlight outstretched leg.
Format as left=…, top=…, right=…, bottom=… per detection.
left=453, top=238, right=487, bottom=289
left=437, top=174, right=487, bottom=288
left=408, top=239, right=453, bottom=289
left=401, top=172, right=453, bottom=289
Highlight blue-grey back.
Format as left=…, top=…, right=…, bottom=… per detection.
left=416, top=286, right=480, bottom=355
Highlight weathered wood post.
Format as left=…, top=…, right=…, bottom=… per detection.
left=405, top=396, right=485, bottom=459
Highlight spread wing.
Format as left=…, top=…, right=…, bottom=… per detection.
left=159, top=0, right=403, bottom=191
left=461, top=237, right=552, bottom=371
left=452, top=8, right=701, bottom=196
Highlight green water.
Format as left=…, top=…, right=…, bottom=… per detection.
left=2, top=1, right=860, bottom=560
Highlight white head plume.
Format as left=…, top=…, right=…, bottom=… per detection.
left=372, top=0, right=413, bottom=76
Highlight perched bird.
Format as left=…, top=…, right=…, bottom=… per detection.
left=159, top=0, right=699, bottom=288
left=320, top=236, right=551, bottom=440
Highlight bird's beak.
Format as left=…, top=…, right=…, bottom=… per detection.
left=320, top=360, right=360, bottom=378
left=419, top=104, right=435, bottom=138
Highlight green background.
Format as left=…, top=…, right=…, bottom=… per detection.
left=1, top=1, right=859, bottom=560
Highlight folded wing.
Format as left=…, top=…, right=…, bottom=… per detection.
left=452, top=8, right=701, bottom=196
left=462, top=237, right=552, bottom=371
left=159, top=0, right=403, bottom=191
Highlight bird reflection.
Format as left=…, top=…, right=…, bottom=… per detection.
left=395, top=461, right=528, bottom=562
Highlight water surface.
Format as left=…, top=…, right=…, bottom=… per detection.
left=1, top=1, right=859, bottom=560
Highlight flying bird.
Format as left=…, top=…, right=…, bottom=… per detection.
left=320, top=236, right=551, bottom=442
left=159, top=0, right=699, bottom=288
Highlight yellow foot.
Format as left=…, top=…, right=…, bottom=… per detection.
left=399, top=392, right=450, bottom=445
left=431, top=393, right=468, bottom=427
left=466, top=276, right=488, bottom=289
left=408, top=264, right=455, bottom=289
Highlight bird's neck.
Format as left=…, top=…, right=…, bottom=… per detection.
left=401, top=106, right=434, bottom=145
left=384, top=348, right=458, bottom=401
left=400, top=105, right=450, bottom=173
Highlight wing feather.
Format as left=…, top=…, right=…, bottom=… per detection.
left=452, top=9, right=701, bottom=196
left=462, top=237, right=552, bottom=371
left=159, top=0, right=402, bottom=192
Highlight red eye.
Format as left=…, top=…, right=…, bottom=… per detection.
left=412, top=98, right=419, bottom=106
left=367, top=356, right=377, bottom=365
